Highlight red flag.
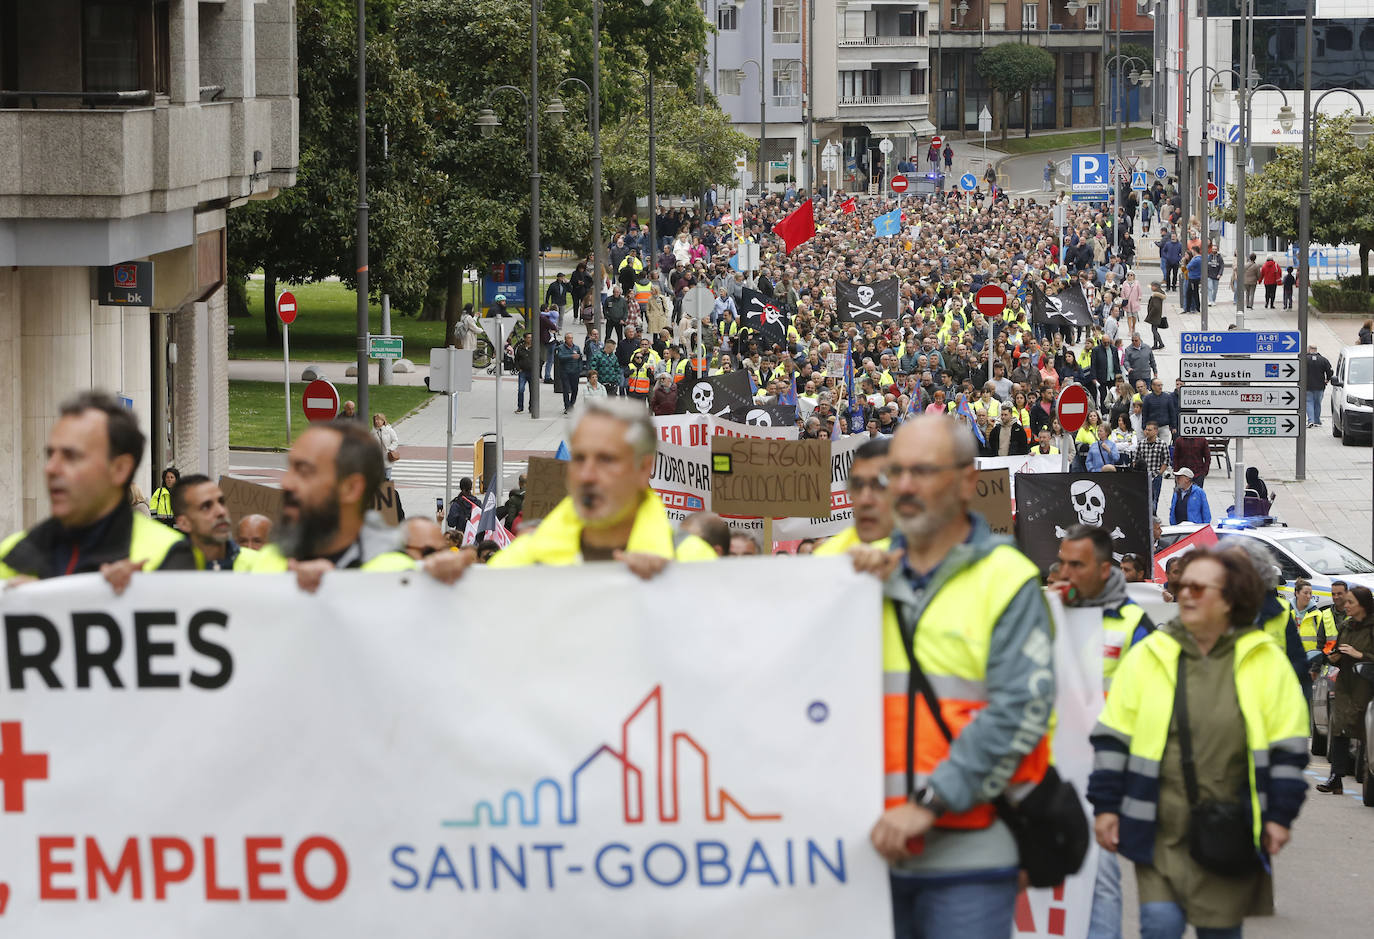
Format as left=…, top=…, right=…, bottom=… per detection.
left=1152, top=525, right=1218, bottom=582
left=841, top=197, right=857, bottom=214
left=772, top=198, right=816, bottom=254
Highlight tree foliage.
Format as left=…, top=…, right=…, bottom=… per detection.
left=1218, top=113, right=1374, bottom=288
left=975, top=44, right=1056, bottom=143
left=230, top=0, right=729, bottom=337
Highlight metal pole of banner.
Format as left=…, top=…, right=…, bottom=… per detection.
left=282, top=321, right=292, bottom=446
left=493, top=318, right=505, bottom=509
left=1234, top=441, right=1245, bottom=518
left=444, top=345, right=455, bottom=530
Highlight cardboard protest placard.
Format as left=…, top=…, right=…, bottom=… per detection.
left=973, top=468, right=1013, bottom=535
left=523, top=456, right=568, bottom=521
left=372, top=479, right=402, bottom=526
left=710, top=437, right=830, bottom=518
left=218, top=475, right=284, bottom=528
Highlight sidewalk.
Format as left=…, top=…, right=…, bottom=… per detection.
left=1130, top=225, right=1371, bottom=554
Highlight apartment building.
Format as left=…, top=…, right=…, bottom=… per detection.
left=0, top=0, right=298, bottom=532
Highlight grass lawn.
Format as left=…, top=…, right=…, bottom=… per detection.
left=996, top=127, right=1152, bottom=156
left=231, top=280, right=485, bottom=363
left=229, top=380, right=433, bottom=450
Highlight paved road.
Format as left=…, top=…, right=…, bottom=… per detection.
left=1122, top=747, right=1373, bottom=937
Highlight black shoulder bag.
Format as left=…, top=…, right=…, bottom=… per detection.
left=1174, top=654, right=1262, bottom=877
left=895, top=607, right=1089, bottom=888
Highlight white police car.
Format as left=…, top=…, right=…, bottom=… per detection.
left=1158, top=518, right=1374, bottom=602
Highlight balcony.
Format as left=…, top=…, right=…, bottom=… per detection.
left=838, top=34, right=928, bottom=46
left=838, top=93, right=929, bottom=107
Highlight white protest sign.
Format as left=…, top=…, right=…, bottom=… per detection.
left=975, top=453, right=1061, bottom=502
left=1014, top=600, right=1103, bottom=939
left=0, top=564, right=888, bottom=937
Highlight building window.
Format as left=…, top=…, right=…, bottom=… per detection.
left=898, top=10, right=928, bottom=37
left=1064, top=52, right=1094, bottom=108
left=772, top=58, right=801, bottom=106
left=1022, top=3, right=1039, bottom=29
left=718, top=68, right=742, bottom=95
left=773, top=0, right=800, bottom=43
left=84, top=0, right=146, bottom=93
left=898, top=68, right=928, bottom=95
left=1084, top=3, right=1101, bottom=29
left=838, top=69, right=882, bottom=100
left=717, top=2, right=737, bottom=30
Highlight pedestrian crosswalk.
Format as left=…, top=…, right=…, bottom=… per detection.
left=390, top=459, right=529, bottom=489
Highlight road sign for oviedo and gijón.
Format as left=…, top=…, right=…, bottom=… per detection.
left=1179, top=331, right=1300, bottom=355
left=1179, top=385, right=1299, bottom=411
left=1179, top=358, right=1298, bottom=383
left=1179, top=413, right=1298, bottom=438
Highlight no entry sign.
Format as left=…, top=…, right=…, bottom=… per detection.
left=974, top=284, right=1007, bottom=318
left=890, top=174, right=909, bottom=193
left=277, top=291, right=298, bottom=326
left=1056, top=383, right=1091, bottom=434
left=931, top=136, right=943, bottom=148
left=302, top=379, right=340, bottom=422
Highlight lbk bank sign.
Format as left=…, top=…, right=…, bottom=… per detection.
left=95, top=262, right=154, bottom=306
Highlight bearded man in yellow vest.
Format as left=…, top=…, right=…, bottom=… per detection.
left=852, top=416, right=1055, bottom=938
left=491, top=399, right=715, bottom=572
left=0, top=391, right=195, bottom=591
left=250, top=420, right=472, bottom=589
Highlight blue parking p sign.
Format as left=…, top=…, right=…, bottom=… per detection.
left=1071, top=153, right=1110, bottom=193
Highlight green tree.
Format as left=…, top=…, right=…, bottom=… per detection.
left=1217, top=113, right=1374, bottom=289
left=975, top=44, right=1056, bottom=143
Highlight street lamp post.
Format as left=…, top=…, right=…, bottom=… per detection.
left=738, top=58, right=765, bottom=194
left=475, top=84, right=556, bottom=421
left=1295, top=88, right=1373, bottom=481
left=1207, top=72, right=1294, bottom=329
left=1106, top=53, right=1151, bottom=249
left=547, top=76, right=602, bottom=333
left=1175, top=63, right=1220, bottom=328
left=354, top=0, right=369, bottom=421
left=642, top=0, right=657, bottom=258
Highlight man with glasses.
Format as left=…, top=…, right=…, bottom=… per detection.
left=402, top=517, right=448, bottom=561
left=814, top=437, right=893, bottom=556
left=853, top=416, right=1055, bottom=939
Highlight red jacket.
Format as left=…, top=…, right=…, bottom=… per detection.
left=1261, top=259, right=1282, bottom=285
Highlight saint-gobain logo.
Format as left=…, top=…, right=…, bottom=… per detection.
left=442, top=685, right=781, bottom=829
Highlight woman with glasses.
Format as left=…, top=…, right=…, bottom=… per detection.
left=1089, top=546, right=1309, bottom=939
left=1315, top=585, right=1374, bottom=795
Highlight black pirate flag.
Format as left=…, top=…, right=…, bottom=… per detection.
left=837, top=277, right=900, bottom=323
left=1013, top=471, right=1152, bottom=575
left=1031, top=280, right=1094, bottom=328
left=727, top=402, right=798, bottom=427
left=676, top=370, right=756, bottom=416
left=740, top=287, right=789, bottom=348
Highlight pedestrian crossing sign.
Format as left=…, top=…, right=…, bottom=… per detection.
left=1130, top=171, right=1148, bottom=191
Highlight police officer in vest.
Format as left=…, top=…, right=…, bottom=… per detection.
left=1300, top=579, right=1348, bottom=655
left=490, top=399, right=715, bottom=572
left=171, top=474, right=258, bottom=571
left=853, top=416, right=1055, bottom=938
left=250, top=419, right=473, bottom=590
left=814, top=436, right=893, bottom=556
left=1057, top=524, right=1155, bottom=939
left=0, top=391, right=195, bottom=590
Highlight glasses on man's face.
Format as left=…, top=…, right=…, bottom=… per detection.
left=887, top=461, right=970, bottom=482
left=1175, top=581, right=1224, bottom=598
left=406, top=545, right=440, bottom=558
left=847, top=475, right=888, bottom=494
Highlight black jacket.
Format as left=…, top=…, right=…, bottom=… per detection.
left=0, top=502, right=195, bottom=579
left=1304, top=352, right=1333, bottom=391
left=984, top=421, right=1030, bottom=457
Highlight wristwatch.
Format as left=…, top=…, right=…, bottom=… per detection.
left=912, top=786, right=947, bottom=815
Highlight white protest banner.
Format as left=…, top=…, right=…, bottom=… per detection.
left=1014, top=600, right=1103, bottom=939
left=773, top=434, right=865, bottom=541
left=975, top=453, right=1060, bottom=502
left=0, top=562, right=888, bottom=938
left=651, top=415, right=796, bottom=528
